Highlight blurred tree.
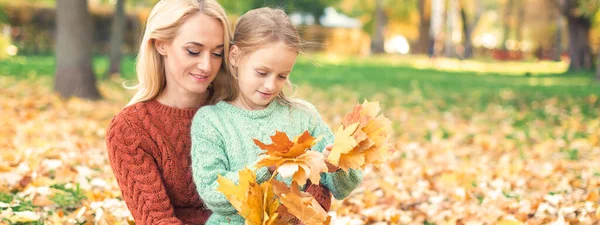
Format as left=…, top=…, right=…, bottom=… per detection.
left=458, top=0, right=483, bottom=58
left=220, top=0, right=339, bottom=25
left=109, top=0, right=126, bottom=78
left=416, top=0, right=430, bottom=54
left=336, top=0, right=416, bottom=54
left=55, top=0, right=101, bottom=99
left=552, top=0, right=597, bottom=72
left=501, top=0, right=514, bottom=50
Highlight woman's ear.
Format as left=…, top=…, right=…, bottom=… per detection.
left=154, top=39, right=168, bottom=56
left=229, top=45, right=239, bottom=67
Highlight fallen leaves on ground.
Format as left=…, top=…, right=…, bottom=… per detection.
left=1, top=76, right=600, bottom=224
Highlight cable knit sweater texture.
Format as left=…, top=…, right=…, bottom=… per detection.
left=105, top=100, right=211, bottom=225
left=190, top=100, right=363, bottom=225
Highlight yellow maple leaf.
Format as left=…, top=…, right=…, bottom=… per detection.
left=271, top=180, right=331, bottom=225
left=327, top=123, right=360, bottom=166
left=328, top=100, right=394, bottom=170
left=255, top=131, right=327, bottom=186
left=216, top=168, right=279, bottom=225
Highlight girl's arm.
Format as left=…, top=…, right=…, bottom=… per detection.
left=304, top=102, right=364, bottom=200
left=190, top=117, right=272, bottom=216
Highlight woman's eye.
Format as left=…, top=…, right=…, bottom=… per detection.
left=186, top=49, right=200, bottom=55
left=212, top=52, right=223, bottom=58
left=278, top=75, right=288, bottom=79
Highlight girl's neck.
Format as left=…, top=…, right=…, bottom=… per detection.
left=229, top=96, right=268, bottom=111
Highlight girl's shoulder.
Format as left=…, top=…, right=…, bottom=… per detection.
left=192, top=102, right=226, bottom=125
left=288, top=98, right=320, bottom=116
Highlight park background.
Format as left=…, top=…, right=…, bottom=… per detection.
left=1, top=0, right=600, bottom=224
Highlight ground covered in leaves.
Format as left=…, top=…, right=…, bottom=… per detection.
left=1, top=56, right=600, bottom=224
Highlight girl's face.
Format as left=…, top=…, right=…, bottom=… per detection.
left=230, top=41, right=298, bottom=110
left=155, top=13, right=224, bottom=98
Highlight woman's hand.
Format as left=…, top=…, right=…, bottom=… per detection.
left=322, top=144, right=339, bottom=173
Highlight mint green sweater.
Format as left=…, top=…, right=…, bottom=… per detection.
left=190, top=100, right=363, bottom=224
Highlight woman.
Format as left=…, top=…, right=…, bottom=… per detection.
left=105, top=0, right=234, bottom=224
left=106, top=1, right=333, bottom=224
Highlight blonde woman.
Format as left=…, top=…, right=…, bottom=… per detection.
left=105, top=0, right=235, bottom=224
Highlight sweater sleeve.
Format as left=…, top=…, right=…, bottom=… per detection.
left=190, top=114, right=272, bottom=216
left=304, top=102, right=364, bottom=200
left=105, top=116, right=184, bottom=225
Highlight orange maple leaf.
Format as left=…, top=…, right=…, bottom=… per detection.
left=255, top=131, right=327, bottom=186
left=271, top=180, right=331, bottom=225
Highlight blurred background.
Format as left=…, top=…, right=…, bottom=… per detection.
left=1, top=0, right=600, bottom=224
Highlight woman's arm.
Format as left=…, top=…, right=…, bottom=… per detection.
left=106, top=117, right=184, bottom=225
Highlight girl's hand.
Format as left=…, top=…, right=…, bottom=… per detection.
left=322, top=144, right=339, bottom=173
left=268, top=165, right=277, bottom=173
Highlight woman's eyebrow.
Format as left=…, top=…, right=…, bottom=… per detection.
left=186, top=42, right=224, bottom=49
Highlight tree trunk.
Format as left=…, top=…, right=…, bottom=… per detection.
left=371, top=0, right=387, bottom=54
left=417, top=0, right=431, bottom=54
left=430, top=0, right=445, bottom=57
left=55, top=0, right=101, bottom=100
left=109, top=0, right=126, bottom=78
left=553, top=14, right=563, bottom=61
left=515, top=1, right=524, bottom=51
left=566, top=15, right=593, bottom=71
left=596, top=47, right=600, bottom=81
left=445, top=0, right=457, bottom=57
left=501, top=0, right=514, bottom=50
left=459, top=3, right=474, bottom=59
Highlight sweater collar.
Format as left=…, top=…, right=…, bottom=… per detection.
left=145, top=99, right=199, bottom=118
left=217, top=101, right=280, bottom=119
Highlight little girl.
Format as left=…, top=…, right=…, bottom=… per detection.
left=190, top=7, right=363, bottom=224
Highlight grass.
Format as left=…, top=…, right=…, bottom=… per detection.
left=1, top=54, right=598, bottom=113
left=2, top=54, right=600, bottom=224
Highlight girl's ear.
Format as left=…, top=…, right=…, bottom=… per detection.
left=154, top=39, right=168, bottom=56
left=229, top=45, right=240, bottom=67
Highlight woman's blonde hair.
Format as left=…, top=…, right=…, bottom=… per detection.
left=228, top=7, right=304, bottom=107
left=126, top=0, right=234, bottom=106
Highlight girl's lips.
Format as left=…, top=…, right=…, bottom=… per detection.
left=258, top=91, right=273, bottom=98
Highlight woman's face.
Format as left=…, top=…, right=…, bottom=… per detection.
left=230, top=41, right=297, bottom=110
left=155, top=12, right=224, bottom=98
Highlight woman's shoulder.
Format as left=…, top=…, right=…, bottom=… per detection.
left=107, top=101, right=154, bottom=133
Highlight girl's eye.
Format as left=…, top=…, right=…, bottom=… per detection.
left=256, top=71, right=268, bottom=76
left=278, top=75, right=288, bottom=79
left=187, top=49, right=200, bottom=55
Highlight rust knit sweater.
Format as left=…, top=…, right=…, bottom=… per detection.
left=106, top=100, right=210, bottom=225
left=106, top=100, right=332, bottom=225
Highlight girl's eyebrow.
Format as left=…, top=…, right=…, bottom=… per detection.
left=186, top=42, right=224, bottom=49
left=257, top=65, right=291, bottom=74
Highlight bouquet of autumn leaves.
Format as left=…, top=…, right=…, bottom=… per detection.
left=216, top=101, right=393, bottom=225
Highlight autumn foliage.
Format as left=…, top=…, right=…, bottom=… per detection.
left=216, top=100, right=393, bottom=225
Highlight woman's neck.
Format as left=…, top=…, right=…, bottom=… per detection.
left=156, top=85, right=209, bottom=109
